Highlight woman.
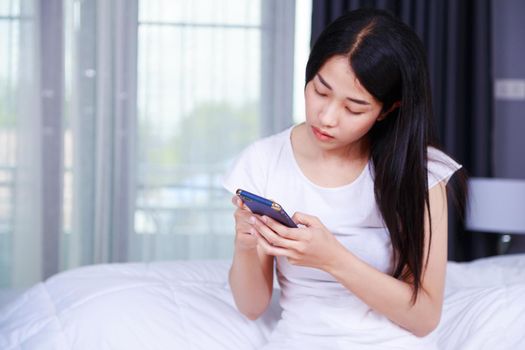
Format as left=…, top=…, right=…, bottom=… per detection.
left=223, top=8, right=465, bottom=349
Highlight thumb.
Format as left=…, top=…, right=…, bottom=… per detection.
left=292, top=212, right=320, bottom=227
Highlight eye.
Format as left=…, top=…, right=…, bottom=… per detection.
left=346, top=107, right=364, bottom=116
left=314, top=88, right=327, bottom=97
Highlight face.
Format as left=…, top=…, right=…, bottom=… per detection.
left=304, top=55, right=385, bottom=153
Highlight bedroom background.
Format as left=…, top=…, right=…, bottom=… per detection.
left=0, top=0, right=524, bottom=309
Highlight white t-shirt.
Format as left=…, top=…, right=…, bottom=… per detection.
left=222, top=125, right=461, bottom=349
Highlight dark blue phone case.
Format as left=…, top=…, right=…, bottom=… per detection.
left=236, top=189, right=297, bottom=228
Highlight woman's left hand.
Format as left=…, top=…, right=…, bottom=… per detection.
left=252, top=212, right=345, bottom=271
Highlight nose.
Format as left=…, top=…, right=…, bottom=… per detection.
left=318, top=101, right=341, bottom=127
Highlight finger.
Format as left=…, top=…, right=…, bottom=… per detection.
left=240, top=213, right=260, bottom=228
left=256, top=231, right=292, bottom=257
left=291, top=212, right=320, bottom=227
left=236, top=220, right=254, bottom=234
left=238, top=229, right=258, bottom=242
left=254, top=217, right=298, bottom=249
left=254, top=217, right=284, bottom=245
left=234, top=207, right=250, bottom=219
left=234, top=208, right=257, bottom=226
left=260, top=215, right=300, bottom=240
left=236, top=213, right=264, bottom=233
left=231, top=195, right=244, bottom=209
left=232, top=196, right=252, bottom=212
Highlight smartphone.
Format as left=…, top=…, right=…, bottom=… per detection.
left=236, top=189, right=297, bottom=228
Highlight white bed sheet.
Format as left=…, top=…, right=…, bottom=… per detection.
left=439, top=255, right=525, bottom=349
left=0, top=255, right=524, bottom=350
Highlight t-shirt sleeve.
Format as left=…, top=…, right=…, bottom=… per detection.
left=427, top=147, right=462, bottom=189
left=222, top=141, right=268, bottom=196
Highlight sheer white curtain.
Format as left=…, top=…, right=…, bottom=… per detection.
left=132, top=0, right=295, bottom=260
left=13, top=0, right=42, bottom=287
left=0, top=0, right=41, bottom=292
left=0, top=0, right=297, bottom=295
left=62, top=0, right=137, bottom=268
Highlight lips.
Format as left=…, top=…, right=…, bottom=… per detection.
left=311, top=126, right=334, bottom=141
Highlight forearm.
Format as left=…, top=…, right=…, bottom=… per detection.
left=326, top=249, right=442, bottom=337
left=229, top=248, right=273, bottom=320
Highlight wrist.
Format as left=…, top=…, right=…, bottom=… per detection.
left=323, top=244, right=354, bottom=276
left=234, top=237, right=259, bottom=254
left=233, top=245, right=258, bottom=260
left=230, top=246, right=265, bottom=284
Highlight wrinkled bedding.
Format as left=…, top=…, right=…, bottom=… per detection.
left=1, top=255, right=524, bottom=350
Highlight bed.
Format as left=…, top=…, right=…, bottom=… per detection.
left=1, top=254, right=524, bottom=350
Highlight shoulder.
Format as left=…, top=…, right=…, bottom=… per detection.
left=243, top=126, right=292, bottom=154
left=222, top=126, right=293, bottom=195
left=254, top=126, right=292, bottom=150
left=427, top=146, right=462, bottom=189
left=235, top=126, right=291, bottom=163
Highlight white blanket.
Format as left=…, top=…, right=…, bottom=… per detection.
left=1, top=255, right=524, bottom=350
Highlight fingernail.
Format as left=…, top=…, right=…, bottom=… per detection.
left=250, top=216, right=256, bottom=224
left=262, top=216, right=268, bottom=223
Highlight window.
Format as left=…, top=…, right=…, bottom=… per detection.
left=0, top=0, right=297, bottom=290
left=0, top=1, right=20, bottom=287
left=133, top=0, right=264, bottom=259
left=293, top=0, right=312, bottom=123
left=0, top=0, right=40, bottom=288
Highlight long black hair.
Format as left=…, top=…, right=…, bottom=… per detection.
left=305, top=9, right=466, bottom=301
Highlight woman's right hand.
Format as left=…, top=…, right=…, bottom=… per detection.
left=232, top=195, right=259, bottom=252
left=229, top=195, right=274, bottom=320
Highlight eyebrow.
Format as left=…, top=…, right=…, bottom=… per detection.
left=316, top=74, right=371, bottom=106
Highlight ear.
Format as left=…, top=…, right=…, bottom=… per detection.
left=377, top=101, right=401, bottom=121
